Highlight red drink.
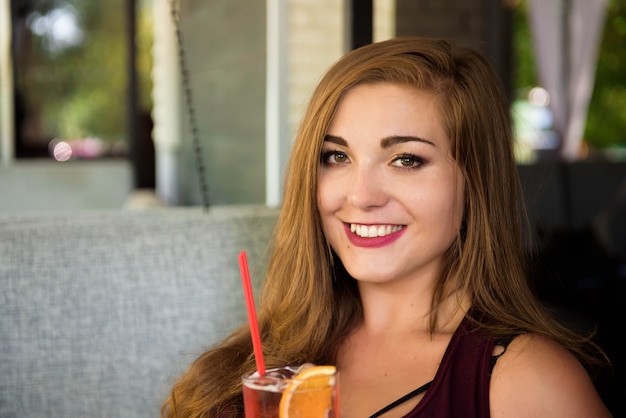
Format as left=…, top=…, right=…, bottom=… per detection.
left=242, top=379, right=283, bottom=418
left=242, top=366, right=338, bottom=418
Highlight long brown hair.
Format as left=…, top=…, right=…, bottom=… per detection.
left=162, top=36, right=607, bottom=418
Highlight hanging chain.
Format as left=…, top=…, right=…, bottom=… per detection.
left=169, top=0, right=210, bottom=211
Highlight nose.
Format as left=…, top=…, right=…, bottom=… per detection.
left=347, top=166, right=389, bottom=209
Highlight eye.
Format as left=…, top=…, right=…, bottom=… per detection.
left=321, top=150, right=349, bottom=165
left=391, top=153, right=425, bottom=168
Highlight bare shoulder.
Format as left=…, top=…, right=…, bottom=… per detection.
left=489, top=333, right=612, bottom=418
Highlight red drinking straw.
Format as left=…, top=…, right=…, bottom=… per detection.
left=238, top=250, right=266, bottom=375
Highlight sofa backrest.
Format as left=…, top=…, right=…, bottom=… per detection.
left=0, top=205, right=279, bottom=418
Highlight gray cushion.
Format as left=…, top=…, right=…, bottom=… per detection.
left=0, top=205, right=278, bottom=418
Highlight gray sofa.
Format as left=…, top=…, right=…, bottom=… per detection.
left=0, top=205, right=279, bottom=418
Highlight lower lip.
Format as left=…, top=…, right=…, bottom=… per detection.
left=344, top=224, right=406, bottom=248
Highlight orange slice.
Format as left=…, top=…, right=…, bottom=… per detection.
left=278, top=365, right=337, bottom=418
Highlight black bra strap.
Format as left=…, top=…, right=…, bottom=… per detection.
left=369, top=336, right=516, bottom=417
left=490, top=336, right=515, bottom=374
left=369, top=380, right=433, bottom=418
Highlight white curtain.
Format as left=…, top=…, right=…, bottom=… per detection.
left=527, top=0, right=608, bottom=160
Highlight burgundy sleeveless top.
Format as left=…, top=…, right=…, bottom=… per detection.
left=400, top=317, right=496, bottom=418
left=228, top=318, right=504, bottom=418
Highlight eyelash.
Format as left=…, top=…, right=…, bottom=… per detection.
left=320, top=150, right=426, bottom=169
left=321, top=150, right=347, bottom=165
left=392, top=153, right=426, bottom=169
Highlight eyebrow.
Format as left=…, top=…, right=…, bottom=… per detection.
left=381, top=135, right=436, bottom=148
left=323, top=135, right=347, bottom=146
left=323, top=134, right=436, bottom=148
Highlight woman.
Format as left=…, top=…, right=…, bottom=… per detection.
left=162, top=37, right=612, bottom=417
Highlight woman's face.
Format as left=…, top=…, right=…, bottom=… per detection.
left=317, top=82, right=465, bottom=286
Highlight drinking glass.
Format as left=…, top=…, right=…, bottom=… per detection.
left=242, top=366, right=339, bottom=418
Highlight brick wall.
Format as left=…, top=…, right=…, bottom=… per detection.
left=287, top=0, right=345, bottom=142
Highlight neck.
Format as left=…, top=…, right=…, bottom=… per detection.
left=357, top=280, right=470, bottom=336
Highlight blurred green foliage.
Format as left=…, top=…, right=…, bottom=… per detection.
left=586, top=0, right=626, bottom=149
left=14, top=0, right=153, bottom=147
left=513, top=0, right=626, bottom=152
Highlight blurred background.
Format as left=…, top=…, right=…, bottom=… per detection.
left=1, top=0, right=625, bottom=414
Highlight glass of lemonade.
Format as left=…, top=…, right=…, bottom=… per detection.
left=241, top=365, right=339, bottom=418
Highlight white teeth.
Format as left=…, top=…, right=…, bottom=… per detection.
left=350, top=224, right=404, bottom=238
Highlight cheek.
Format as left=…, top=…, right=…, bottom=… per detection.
left=427, top=173, right=465, bottom=229
left=437, top=164, right=465, bottom=226
left=317, top=175, right=347, bottom=244
left=317, top=175, right=338, bottom=213
left=317, top=178, right=335, bottom=226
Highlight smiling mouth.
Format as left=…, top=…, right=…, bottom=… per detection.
left=350, top=223, right=406, bottom=238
